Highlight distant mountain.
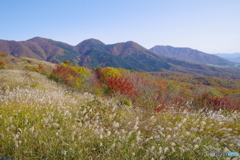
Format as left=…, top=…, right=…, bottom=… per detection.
left=1, top=37, right=240, bottom=77
left=150, top=45, right=237, bottom=67
left=214, top=53, right=240, bottom=63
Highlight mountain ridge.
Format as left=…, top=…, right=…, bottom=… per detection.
left=150, top=45, right=237, bottom=67
left=214, top=53, right=240, bottom=63
left=1, top=37, right=240, bottom=77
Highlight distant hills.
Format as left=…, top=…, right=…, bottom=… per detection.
left=1, top=37, right=240, bottom=77
left=150, top=45, right=237, bottom=67
left=214, top=53, right=240, bottom=63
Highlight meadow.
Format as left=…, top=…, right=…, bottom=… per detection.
left=0, top=60, right=240, bottom=159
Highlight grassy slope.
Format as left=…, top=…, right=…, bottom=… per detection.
left=0, top=70, right=240, bottom=159
left=0, top=54, right=56, bottom=71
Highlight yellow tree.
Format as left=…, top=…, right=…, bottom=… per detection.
left=100, top=67, right=122, bottom=82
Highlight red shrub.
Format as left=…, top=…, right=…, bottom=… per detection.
left=38, top=64, right=44, bottom=71
left=207, top=97, right=232, bottom=106
left=207, top=97, right=236, bottom=111
left=154, top=104, right=165, bottom=113
left=173, top=97, right=185, bottom=104
left=53, top=66, right=78, bottom=78
left=153, top=97, right=169, bottom=113
left=105, top=76, right=138, bottom=97
left=51, top=65, right=79, bottom=86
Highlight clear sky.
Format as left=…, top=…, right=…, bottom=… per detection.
left=1, top=0, right=240, bottom=53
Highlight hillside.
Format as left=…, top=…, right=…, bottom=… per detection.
left=0, top=62, right=240, bottom=159
left=150, top=45, right=238, bottom=67
left=1, top=37, right=240, bottom=77
left=0, top=52, right=56, bottom=71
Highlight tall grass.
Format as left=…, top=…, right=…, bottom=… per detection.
left=0, top=70, right=239, bottom=159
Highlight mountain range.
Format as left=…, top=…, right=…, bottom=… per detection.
left=150, top=45, right=236, bottom=67
left=0, top=37, right=240, bottom=77
left=214, top=53, right=240, bottom=63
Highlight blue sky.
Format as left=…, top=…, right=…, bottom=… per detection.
left=1, top=0, right=240, bottom=53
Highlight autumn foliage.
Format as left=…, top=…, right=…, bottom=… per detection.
left=105, top=76, right=138, bottom=97
left=0, top=62, right=7, bottom=66
left=0, top=62, right=7, bottom=69
left=50, top=65, right=81, bottom=87
left=99, top=67, right=122, bottom=83
left=23, top=60, right=240, bottom=113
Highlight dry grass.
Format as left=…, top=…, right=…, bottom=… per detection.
left=0, top=70, right=239, bottom=159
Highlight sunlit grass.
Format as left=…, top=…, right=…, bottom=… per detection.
left=0, top=70, right=240, bottom=159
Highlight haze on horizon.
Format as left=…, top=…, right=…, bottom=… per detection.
left=1, top=0, right=240, bottom=54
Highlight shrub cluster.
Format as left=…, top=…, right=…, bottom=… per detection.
left=23, top=60, right=240, bottom=112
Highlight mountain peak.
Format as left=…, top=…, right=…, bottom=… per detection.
left=77, top=38, right=105, bottom=46
left=27, top=37, right=53, bottom=43
left=28, top=36, right=47, bottom=40
left=125, top=40, right=136, bottom=44
left=124, top=41, right=148, bottom=50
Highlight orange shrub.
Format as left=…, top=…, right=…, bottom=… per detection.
left=0, top=62, right=7, bottom=66
left=105, top=76, right=137, bottom=97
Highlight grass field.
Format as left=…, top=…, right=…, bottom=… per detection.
left=0, top=70, right=240, bottom=159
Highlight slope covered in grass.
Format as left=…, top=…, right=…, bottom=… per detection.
left=0, top=70, right=240, bottom=159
